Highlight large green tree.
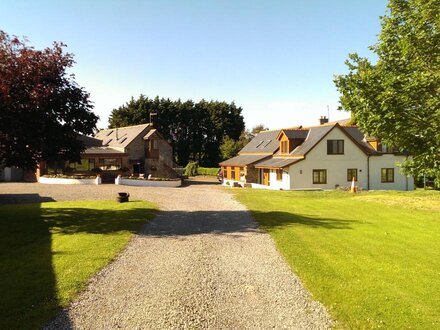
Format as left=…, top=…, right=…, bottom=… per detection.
left=0, top=31, right=98, bottom=170
left=334, top=0, right=440, bottom=185
left=109, top=95, right=245, bottom=166
left=219, top=124, right=269, bottom=160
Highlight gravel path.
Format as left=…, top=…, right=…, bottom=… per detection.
left=0, top=182, right=332, bottom=329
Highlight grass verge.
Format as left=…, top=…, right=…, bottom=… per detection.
left=0, top=200, right=157, bottom=329
left=235, top=189, right=440, bottom=329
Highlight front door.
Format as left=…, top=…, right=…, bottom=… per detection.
left=133, top=163, right=141, bottom=176
left=263, top=169, right=270, bottom=186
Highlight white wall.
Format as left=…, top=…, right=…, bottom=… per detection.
left=39, top=176, right=100, bottom=185
left=118, top=178, right=181, bottom=187
left=369, top=154, right=414, bottom=190
left=288, top=128, right=368, bottom=190
left=3, top=166, right=23, bottom=182
left=268, top=169, right=290, bottom=190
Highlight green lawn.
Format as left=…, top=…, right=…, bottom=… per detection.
left=0, top=200, right=157, bottom=329
left=235, top=189, right=440, bottom=329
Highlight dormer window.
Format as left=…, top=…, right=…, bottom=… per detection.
left=281, top=140, right=289, bottom=154
left=368, top=139, right=379, bottom=150
left=379, top=143, right=398, bottom=153
left=277, top=129, right=308, bottom=154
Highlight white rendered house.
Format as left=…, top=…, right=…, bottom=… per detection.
left=220, top=118, right=414, bottom=191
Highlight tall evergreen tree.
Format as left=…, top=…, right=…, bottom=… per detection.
left=108, top=95, right=245, bottom=166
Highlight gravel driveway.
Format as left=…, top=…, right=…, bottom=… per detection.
left=0, top=181, right=332, bottom=329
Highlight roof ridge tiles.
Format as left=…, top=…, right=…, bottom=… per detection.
left=99, top=123, right=151, bottom=131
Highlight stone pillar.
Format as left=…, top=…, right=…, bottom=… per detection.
left=95, top=175, right=102, bottom=185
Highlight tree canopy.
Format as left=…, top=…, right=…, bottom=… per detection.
left=334, top=0, right=440, bottom=185
left=109, top=95, right=245, bottom=166
left=219, top=124, right=269, bottom=160
left=0, top=31, right=98, bottom=170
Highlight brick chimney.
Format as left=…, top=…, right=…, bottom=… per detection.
left=319, top=116, right=329, bottom=125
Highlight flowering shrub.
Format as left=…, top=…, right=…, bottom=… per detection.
left=43, top=174, right=96, bottom=179
left=122, top=176, right=181, bottom=181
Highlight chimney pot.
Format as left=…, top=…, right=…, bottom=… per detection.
left=319, top=116, right=329, bottom=125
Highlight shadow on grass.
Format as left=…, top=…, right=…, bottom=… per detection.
left=138, top=209, right=355, bottom=238
left=0, top=193, right=56, bottom=205
left=0, top=196, right=354, bottom=329
left=0, top=197, right=155, bottom=330
left=249, top=211, right=356, bottom=230
left=42, top=207, right=153, bottom=235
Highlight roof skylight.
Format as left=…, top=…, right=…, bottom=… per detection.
left=256, top=140, right=264, bottom=148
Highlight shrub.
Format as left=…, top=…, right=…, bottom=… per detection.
left=121, top=176, right=181, bottom=181
left=63, top=167, right=74, bottom=174
left=91, top=167, right=102, bottom=174
left=184, top=161, right=198, bottom=177
left=197, top=167, right=219, bottom=176
left=43, top=174, right=96, bottom=179
left=119, top=166, right=130, bottom=174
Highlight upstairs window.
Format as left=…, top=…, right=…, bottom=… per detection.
left=149, top=139, right=157, bottom=150
left=379, top=143, right=398, bottom=153
left=280, top=140, right=289, bottom=154
left=327, top=140, right=344, bottom=154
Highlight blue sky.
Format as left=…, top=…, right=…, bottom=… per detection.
left=0, top=0, right=387, bottom=129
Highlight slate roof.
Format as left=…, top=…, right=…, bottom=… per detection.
left=254, top=157, right=303, bottom=169
left=239, top=130, right=281, bottom=154
left=221, top=119, right=380, bottom=170
left=78, top=135, right=103, bottom=148
left=289, top=125, right=334, bottom=157
left=341, top=126, right=378, bottom=154
left=280, top=129, right=309, bottom=140
left=83, top=147, right=126, bottom=154
left=254, top=124, right=378, bottom=169
left=219, top=154, right=271, bottom=166
left=95, top=124, right=152, bottom=148
left=143, top=129, right=159, bottom=140
left=323, top=118, right=353, bottom=126
left=284, top=125, right=377, bottom=157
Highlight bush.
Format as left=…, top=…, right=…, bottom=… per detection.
left=197, top=167, right=219, bottom=176
left=91, top=167, right=102, bottom=174
left=184, top=161, right=199, bottom=177
left=121, top=176, right=181, bottom=181
left=63, top=166, right=74, bottom=174
left=119, top=166, right=130, bottom=174
left=43, top=174, right=96, bottom=179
